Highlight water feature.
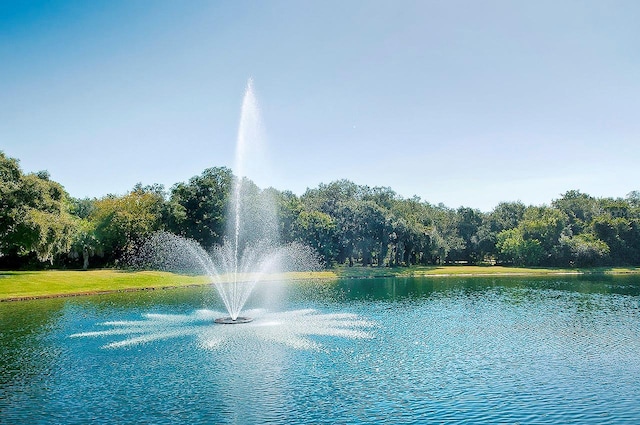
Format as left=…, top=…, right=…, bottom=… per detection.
left=2, top=275, right=640, bottom=424
left=218, top=77, right=279, bottom=322
left=4, top=82, right=639, bottom=423
left=131, top=79, right=319, bottom=322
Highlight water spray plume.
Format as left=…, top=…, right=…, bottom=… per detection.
left=129, top=79, right=320, bottom=322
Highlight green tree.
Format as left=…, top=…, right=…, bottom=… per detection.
left=453, top=207, right=483, bottom=263
left=354, top=200, right=389, bottom=266
left=388, top=197, right=432, bottom=266
left=490, top=201, right=526, bottom=231
left=627, top=191, right=640, bottom=209
left=496, top=228, right=543, bottom=266
left=301, top=180, right=362, bottom=266
left=167, top=167, right=232, bottom=249
left=559, top=233, right=610, bottom=267
left=294, top=210, right=337, bottom=265
left=475, top=202, right=526, bottom=262
left=275, top=190, right=303, bottom=243
left=69, top=218, right=100, bottom=270
left=427, top=205, right=464, bottom=264
left=592, top=214, right=639, bottom=265
left=91, top=186, right=166, bottom=264
left=552, top=190, right=599, bottom=235
left=520, top=206, right=568, bottom=265
left=0, top=152, right=22, bottom=257
left=0, top=153, right=77, bottom=265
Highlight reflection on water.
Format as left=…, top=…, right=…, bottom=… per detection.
left=71, top=308, right=376, bottom=350
left=1, top=276, right=640, bottom=424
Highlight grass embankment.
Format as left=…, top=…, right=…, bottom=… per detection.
left=0, top=269, right=336, bottom=301
left=0, top=270, right=210, bottom=301
left=1, top=266, right=638, bottom=301
left=333, top=265, right=640, bottom=279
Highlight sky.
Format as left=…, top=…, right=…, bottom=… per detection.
left=1, top=0, right=639, bottom=212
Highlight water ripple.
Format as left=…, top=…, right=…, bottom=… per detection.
left=70, top=308, right=376, bottom=351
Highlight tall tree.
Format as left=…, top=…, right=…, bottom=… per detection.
left=0, top=152, right=22, bottom=257
left=592, top=198, right=640, bottom=265
left=520, top=206, right=568, bottom=265
left=91, top=185, right=166, bottom=264
left=552, top=190, right=599, bottom=235
left=167, top=167, right=232, bottom=249
left=294, top=210, right=337, bottom=265
left=0, top=153, right=77, bottom=265
left=454, top=207, right=483, bottom=263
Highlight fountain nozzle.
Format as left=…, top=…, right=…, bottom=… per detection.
left=214, top=317, right=254, bottom=324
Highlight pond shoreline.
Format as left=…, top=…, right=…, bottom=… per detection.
left=2, top=266, right=639, bottom=302
left=0, top=283, right=210, bottom=302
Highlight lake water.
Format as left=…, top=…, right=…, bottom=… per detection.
left=1, top=275, right=639, bottom=424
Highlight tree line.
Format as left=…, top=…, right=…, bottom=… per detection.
left=2, top=151, right=639, bottom=270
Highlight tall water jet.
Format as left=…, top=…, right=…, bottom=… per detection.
left=128, top=79, right=319, bottom=322
left=221, top=78, right=278, bottom=322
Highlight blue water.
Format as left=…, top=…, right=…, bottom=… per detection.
left=1, top=276, right=640, bottom=424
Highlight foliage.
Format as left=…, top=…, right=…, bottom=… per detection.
left=2, top=151, right=639, bottom=269
left=166, top=167, right=232, bottom=249
left=90, top=186, right=166, bottom=264
left=496, top=228, right=543, bottom=266
left=559, top=233, right=610, bottom=267
left=0, top=152, right=77, bottom=264
left=69, top=219, right=100, bottom=270
left=293, top=210, right=337, bottom=266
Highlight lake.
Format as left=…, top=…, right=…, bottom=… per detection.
left=1, top=275, right=639, bottom=424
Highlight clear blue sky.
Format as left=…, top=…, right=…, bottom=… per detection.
left=1, top=0, right=639, bottom=211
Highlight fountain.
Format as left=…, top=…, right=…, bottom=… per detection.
left=214, top=317, right=253, bottom=324
left=130, top=79, right=319, bottom=323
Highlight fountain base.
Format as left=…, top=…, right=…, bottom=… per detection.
left=214, top=317, right=253, bottom=324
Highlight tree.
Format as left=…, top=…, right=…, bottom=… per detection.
left=274, top=190, right=303, bottom=243
left=496, top=228, right=543, bottom=266
left=0, top=152, right=22, bottom=257
left=301, top=180, right=363, bottom=266
left=519, top=206, right=568, bottom=265
left=68, top=218, right=100, bottom=270
left=475, top=201, right=526, bottom=262
left=427, top=205, right=464, bottom=264
left=454, top=207, right=483, bottom=263
left=388, top=197, right=432, bottom=266
left=592, top=214, right=639, bottom=265
left=552, top=190, right=599, bottom=235
left=627, top=191, right=640, bottom=209
left=70, top=197, right=96, bottom=219
left=0, top=152, right=77, bottom=265
left=488, top=201, right=526, bottom=231
left=91, top=186, right=166, bottom=264
left=294, top=210, right=337, bottom=265
left=559, top=233, right=610, bottom=267
left=354, top=200, right=389, bottom=266
left=167, top=167, right=232, bottom=249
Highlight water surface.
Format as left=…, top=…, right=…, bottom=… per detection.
left=1, top=275, right=639, bottom=424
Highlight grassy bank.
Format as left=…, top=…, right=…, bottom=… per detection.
left=1, top=266, right=638, bottom=301
left=0, top=270, right=211, bottom=301
left=333, top=265, right=640, bottom=279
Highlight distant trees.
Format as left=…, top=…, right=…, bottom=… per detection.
left=1, top=150, right=639, bottom=269
left=90, top=184, right=167, bottom=265
left=165, top=167, right=232, bottom=250
left=0, top=153, right=77, bottom=266
left=281, top=187, right=639, bottom=268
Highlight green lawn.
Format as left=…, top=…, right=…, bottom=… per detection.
left=1, top=266, right=638, bottom=301
left=0, top=270, right=210, bottom=301
left=333, top=265, right=640, bottom=278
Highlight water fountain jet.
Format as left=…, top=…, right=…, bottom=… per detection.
left=214, top=317, right=254, bottom=325
left=129, top=79, right=320, bottom=322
